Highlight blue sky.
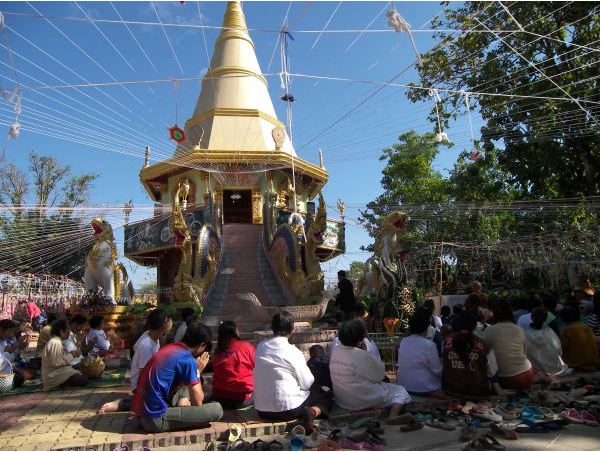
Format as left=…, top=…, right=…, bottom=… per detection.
left=0, top=1, right=479, bottom=288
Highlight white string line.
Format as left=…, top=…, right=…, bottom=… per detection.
left=2, top=9, right=598, bottom=52
left=296, top=2, right=390, bottom=104
left=74, top=1, right=135, bottom=71
left=0, top=56, right=136, bottom=129
left=266, top=1, right=292, bottom=73
left=16, top=71, right=598, bottom=107
left=1, top=6, right=592, bottom=164
left=415, top=2, right=584, bottom=98
left=110, top=2, right=158, bottom=73
left=25, top=2, right=144, bottom=108
left=150, top=1, right=183, bottom=75
left=473, top=15, right=594, bottom=122
left=3, top=25, right=135, bottom=118
left=443, top=5, right=597, bottom=104
left=0, top=79, right=171, bottom=157
left=310, top=2, right=342, bottom=51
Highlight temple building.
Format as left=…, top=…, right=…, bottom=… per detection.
left=123, top=1, right=345, bottom=313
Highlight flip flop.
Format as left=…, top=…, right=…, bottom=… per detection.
left=267, top=440, right=283, bottom=451
left=229, top=424, right=244, bottom=443
left=305, top=430, right=328, bottom=449
left=515, top=420, right=550, bottom=433
left=231, top=439, right=253, bottom=451
left=462, top=436, right=489, bottom=451
left=483, top=433, right=506, bottom=451
left=580, top=410, right=599, bottom=426
left=386, top=413, right=414, bottom=425
left=290, top=436, right=304, bottom=451
left=337, top=439, right=364, bottom=450
left=348, top=417, right=378, bottom=429
left=250, top=439, right=269, bottom=450
left=400, top=419, right=424, bottom=432
left=561, top=408, right=584, bottom=424
left=314, top=439, right=342, bottom=451
left=426, top=417, right=456, bottom=431
left=460, top=422, right=477, bottom=441
left=490, top=422, right=519, bottom=440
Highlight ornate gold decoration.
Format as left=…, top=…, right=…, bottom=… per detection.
left=252, top=190, right=263, bottom=224
left=304, top=192, right=326, bottom=295
left=172, top=180, right=204, bottom=304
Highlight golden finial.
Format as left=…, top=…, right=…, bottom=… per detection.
left=337, top=198, right=345, bottom=217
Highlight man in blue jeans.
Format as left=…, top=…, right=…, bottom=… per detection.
left=132, top=320, right=223, bottom=432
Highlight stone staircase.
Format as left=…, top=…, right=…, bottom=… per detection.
left=202, top=223, right=292, bottom=340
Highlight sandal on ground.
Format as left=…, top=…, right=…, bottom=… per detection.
left=266, top=440, right=283, bottom=451
left=490, top=422, right=518, bottom=440
left=522, top=406, right=545, bottom=421
left=460, top=422, right=478, bottom=442
left=312, top=439, right=342, bottom=451
left=229, top=424, right=244, bottom=443
left=561, top=408, right=584, bottom=424
left=231, top=439, right=253, bottom=451
left=337, top=439, right=364, bottom=450
left=290, top=436, right=304, bottom=451
left=365, top=420, right=385, bottom=435
left=426, top=417, right=456, bottom=431
left=493, top=405, right=517, bottom=420
left=515, top=420, right=549, bottom=433
left=473, top=408, right=503, bottom=423
left=250, top=439, right=269, bottom=450
left=386, top=413, right=414, bottom=425
left=462, top=436, right=489, bottom=451
left=400, top=419, right=424, bottom=432
left=483, top=433, right=506, bottom=450
left=305, top=431, right=329, bottom=449
left=580, top=410, right=599, bottom=426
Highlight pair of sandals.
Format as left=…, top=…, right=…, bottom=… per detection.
left=462, top=433, right=505, bottom=451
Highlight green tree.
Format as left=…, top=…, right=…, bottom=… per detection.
left=0, top=152, right=99, bottom=279
left=347, top=261, right=365, bottom=281
left=408, top=1, right=600, bottom=198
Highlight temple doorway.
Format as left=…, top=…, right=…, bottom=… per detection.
left=223, top=189, right=253, bottom=224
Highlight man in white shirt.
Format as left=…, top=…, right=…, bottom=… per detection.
left=97, top=309, right=170, bottom=414
left=253, top=311, right=333, bottom=433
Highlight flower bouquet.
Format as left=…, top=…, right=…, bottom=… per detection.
left=383, top=317, right=400, bottom=337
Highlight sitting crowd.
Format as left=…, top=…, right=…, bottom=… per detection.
left=0, top=283, right=598, bottom=436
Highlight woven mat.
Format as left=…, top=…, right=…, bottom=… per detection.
left=0, top=367, right=127, bottom=396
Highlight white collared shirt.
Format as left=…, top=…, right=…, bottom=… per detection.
left=253, top=336, right=314, bottom=413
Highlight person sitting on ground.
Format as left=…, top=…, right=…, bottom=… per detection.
left=98, top=308, right=170, bottom=414
left=307, top=344, right=332, bottom=391
left=253, top=311, right=333, bottom=432
left=511, top=297, right=529, bottom=323
left=41, top=319, right=88, bottom=390
left=586, top=292, right=599, bottom=337
left=516, top=296, right=543, bottom=329
left=63, top=315, right=88, bottom=366
left=464, top=293, right=489, bottom=332
left=559, top=306, right=599, bottom=372
left=524, top=307, right=571, bottom=378
left=440, top=305, right=451, bottom=326
left=210, top=320, right=255, bottom=409
left=480, top=298, right=538, bottom=390
left=330, top=318, right=412, bottom=425
left=173, top=307, right=195, bottom=343
left=396, top=308, right=445, bottom=398
left=423, top=298, right=443, bottom=331
left=448, top=303, right=464, bottom=332
left=132, top=320, right=223, bottom=432
left=85, top=315, right=111, bottom=356
left=0, top=319, right=35, bottom=388
left=330, top=307, right=380, bottom=361
left=542, top=294, right=562, bottom=337
left=442, top=311, right=492, bottom=400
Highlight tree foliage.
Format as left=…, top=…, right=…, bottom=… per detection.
left=0, top=152, right=99, bottom=279
left=408, top=1, right=600, bottom=198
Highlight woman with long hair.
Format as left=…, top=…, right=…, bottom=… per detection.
left=210, top=320, right=256, bottom=409
left=442, top=311, right=491, bottom=399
